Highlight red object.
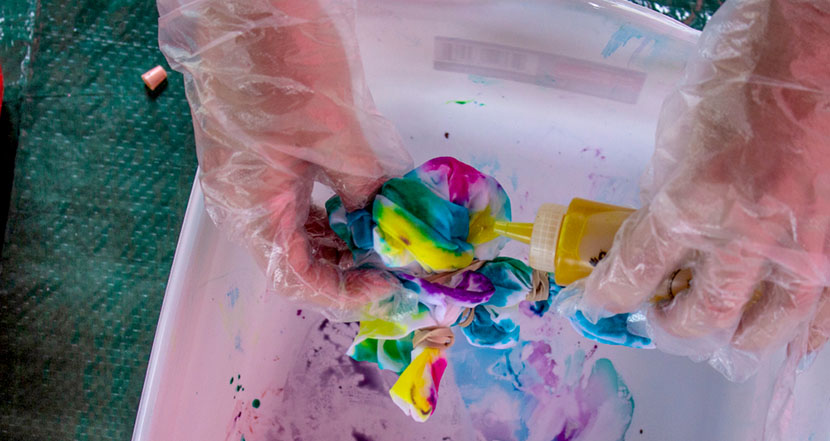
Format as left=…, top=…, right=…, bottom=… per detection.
left=141, top=65, right=167, bottom=91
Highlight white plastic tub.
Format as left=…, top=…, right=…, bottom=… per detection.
left=133, top=1, right=830, bottom=440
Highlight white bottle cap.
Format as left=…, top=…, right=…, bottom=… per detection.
left=528, top=203, right=567, bottom=273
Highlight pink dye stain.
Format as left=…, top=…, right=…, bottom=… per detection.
left=417, top=156, right=486, bottom=204
left=426, top=357, right=448, bottom=413
left=431, top=357, right=448, bottom=390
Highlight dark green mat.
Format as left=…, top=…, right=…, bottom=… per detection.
left=0, top=1, right=718, bottom=440
left=0, top=1, right=196, bottom=440
left=631, top=0, right=724, bottom=30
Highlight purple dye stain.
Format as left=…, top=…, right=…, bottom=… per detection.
left=526, top=342, right=559, bottom=388
left=296, top=309, right=302, bottom=316
left=526, top=353, right=634, bottom=441
left=349, top=359, right=387, bottom=394
left=351, top=430, right=374, bottom=441
left=579, top=146, right=606, bottom=160
left=584, top=344, right=598, bottom=361
left=453, top=339, right=634, bottom=440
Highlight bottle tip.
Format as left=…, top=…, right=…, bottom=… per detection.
left=493, top=221, right=533, bottom=244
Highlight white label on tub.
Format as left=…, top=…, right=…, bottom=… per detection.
left=434, top=37, right=646, bottom=104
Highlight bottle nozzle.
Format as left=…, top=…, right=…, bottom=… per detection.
left=493, top=221, right=534, bottom=244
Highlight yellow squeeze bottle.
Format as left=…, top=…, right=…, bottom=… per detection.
left=496, top=198, right=692, bottom=296
left=495, top=198, right=633, bottom=286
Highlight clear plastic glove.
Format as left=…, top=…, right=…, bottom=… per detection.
left=157, top=0, right=413, bottom=318
left=573, top=0, right=830, bottom=379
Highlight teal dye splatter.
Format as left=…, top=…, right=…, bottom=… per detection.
left=236, top=385, right=242, bottom=392
left=252, top=399, right=261, bottom=408
left=226, top=287, right=239, bottom=307
left=234, top=333, right=243, bottom=352
left=569, top=311, right=653, bottom=348
left=468, top=74, right=499, bottom=85
left=229, top=377, right=233, bottom=384
left=449, top=341, right=635, bottom=440
left=446, top=99, right=485, bottom=107
left=508, top=170, right=519, bottom=192
left=601, top=24, right=644, bottom=58
left=469, top=154, right=501, bottom=175
left=540, top=284, right=653, bottom=349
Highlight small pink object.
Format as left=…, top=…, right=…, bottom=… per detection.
left=141, top=65, right=167, bottom=90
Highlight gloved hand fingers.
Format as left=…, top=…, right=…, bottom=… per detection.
left=807, top=288, right=830, bottom=352
left=269, top=186, right=400, bottom=311
left=304, top=205, right=355, bottom=269
left=321, top=156, right=398, bottom=211
left=731, top=280, right=823, bottom=351
left=653, top=251, right=764, bottom=339
left=163, top=0, right=409, bottom=190
left=807, top=290, right=830, bottom=353
left=158, top=0, right=413, bottom=317
left=582, top=206, right=689, bottom=314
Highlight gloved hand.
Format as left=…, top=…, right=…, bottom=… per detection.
left=574, top=0, right=830, bottom=377
left=158, top=0, right=413, bottom=317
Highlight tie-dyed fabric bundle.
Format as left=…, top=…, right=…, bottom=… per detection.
left=327, top=156, right=511, bottom=274
left=326, top=157, right=647, bottom=422
left=344, top=257, right=548, bottom=421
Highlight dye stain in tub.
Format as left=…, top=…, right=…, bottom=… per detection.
left=231, top=374, right=244, bottom=396
left=446, top=99, right=485, bottom=106
left=352, top=430, right=374, bottom=441
left=252, top=399, right=261, bottom=409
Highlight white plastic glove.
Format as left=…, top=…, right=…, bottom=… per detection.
left=576, top=0, right=830, bottom=379
left=158, top=0, right=413, bottom=318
